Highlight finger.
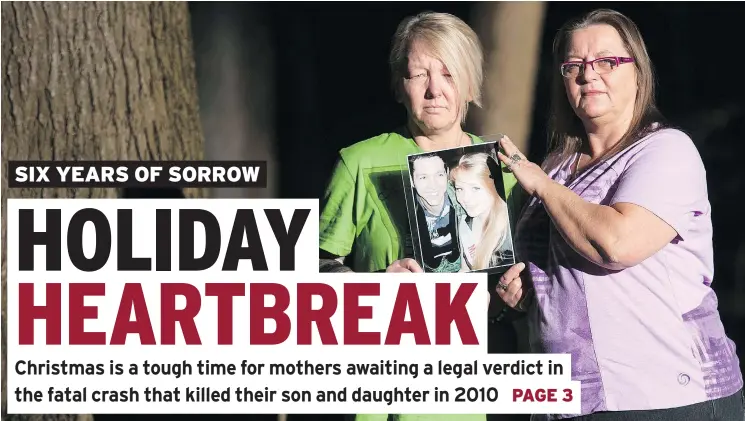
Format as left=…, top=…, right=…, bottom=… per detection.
left=499, top=135, right=524, bottom=159
left=495, top=285, right=508, bottom=302
left=386, top=260, right=409, bottom=273
left=496, top=151, right=513, bottom=169
left=386, top=265, right=409, bottom=273
left=496, top=281, right=520, bottom=308
left=403, top=259, right=424, bottom=273
left=495, top=280, right=509, bottom=296
left=495, top=278, right=510, bottom=298
left=501, top=262, right=526, bottom=284
left=507, top=288, right=524, bottom=308
left=505, top=276, right=523, bottom=304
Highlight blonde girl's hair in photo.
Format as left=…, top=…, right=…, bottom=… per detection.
left=450, top=152, right=509, bottom=269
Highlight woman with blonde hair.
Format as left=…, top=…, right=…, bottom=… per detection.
left=450, top=151, right=514, bottom=271
left=319, top=9, right=527, bottom=421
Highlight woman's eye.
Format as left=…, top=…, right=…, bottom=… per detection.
left=596, top=59, right=616, bottom=69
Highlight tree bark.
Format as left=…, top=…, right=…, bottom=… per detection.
left=1, top=1, right=204, bottom=420
left=467, top=2, right=546, bottom=357
left=468, top=2, right=547, bottom=156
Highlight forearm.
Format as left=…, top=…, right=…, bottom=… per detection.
left=319, top=253, right=354, bottom=273
left=536, top=179, right=627, bottom=269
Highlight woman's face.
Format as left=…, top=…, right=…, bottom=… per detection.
left=401, top=40, right=461, bottom=134
left=454, top=171, right=492, bottom=218
left=563, top=24, right=637, bottom=126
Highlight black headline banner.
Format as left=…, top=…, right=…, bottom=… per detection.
left=7, top=161, right=268, bottom=188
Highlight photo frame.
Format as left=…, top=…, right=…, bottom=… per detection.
left=400, top=136, right=516, bottom=275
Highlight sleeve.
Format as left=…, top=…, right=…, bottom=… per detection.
left=501, top=163, right=518, bottom=200
left=353, top=415, right=388, bottom=421
left=608, top=130, right=709, bottom=239
left=499, top=161, right=522, bottom=230
left=319, top=154, right=358, bottom=257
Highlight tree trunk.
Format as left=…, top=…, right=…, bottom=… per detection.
left=468, top=2, right=546, bottom=357
left=1, top=1, right=204, bottom=420
left=468, top=2, right=547, bottom=156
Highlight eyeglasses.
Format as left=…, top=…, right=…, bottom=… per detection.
left=560, top=56, right=635, bottom=78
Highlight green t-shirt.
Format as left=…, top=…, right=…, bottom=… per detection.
left=320, top=129, right=518, bottom=273
left=319, top=130, right=520, bottom=421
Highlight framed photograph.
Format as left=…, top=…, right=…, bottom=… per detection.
left=401, top=137, right=516, bottom=274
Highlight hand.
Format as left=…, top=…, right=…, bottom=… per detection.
left=386, top=258, right=424, bottom=273
left=497, top=136, right=551, bottom=197
left=495, top=262, right=527, bottom=309
left=386, top=259, right=493, bottom=307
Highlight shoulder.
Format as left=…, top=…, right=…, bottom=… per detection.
left=338, top=132, right=412, bottom=166
left=468, top=133, right=486, bottom=144
left=630, top=128, right=700, bottom=161
left=614, top=127, right=704, bottom=174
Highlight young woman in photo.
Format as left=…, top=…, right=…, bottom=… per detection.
left=450, top=152, right=514, bottom=271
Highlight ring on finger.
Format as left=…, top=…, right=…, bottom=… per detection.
left=497, top=281, right=508, bottom=291
left=509, top=153, right=523, bottom=168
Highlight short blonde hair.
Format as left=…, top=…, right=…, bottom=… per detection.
left=389, top=11, right=484, bottom=122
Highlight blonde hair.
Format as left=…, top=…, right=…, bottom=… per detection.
left=389, top=11, right=484, bottom=123
left=546, top=9, right=666, bottom=171
left=450, top=152, right=509, bottom=269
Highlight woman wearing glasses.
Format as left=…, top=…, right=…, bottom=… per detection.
left=495, top=8, right=744, bottom=421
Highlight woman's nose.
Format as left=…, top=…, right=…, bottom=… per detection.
left=426, top=75, right=444, bottom=97
left=578, top=63, right=600, bottom=83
